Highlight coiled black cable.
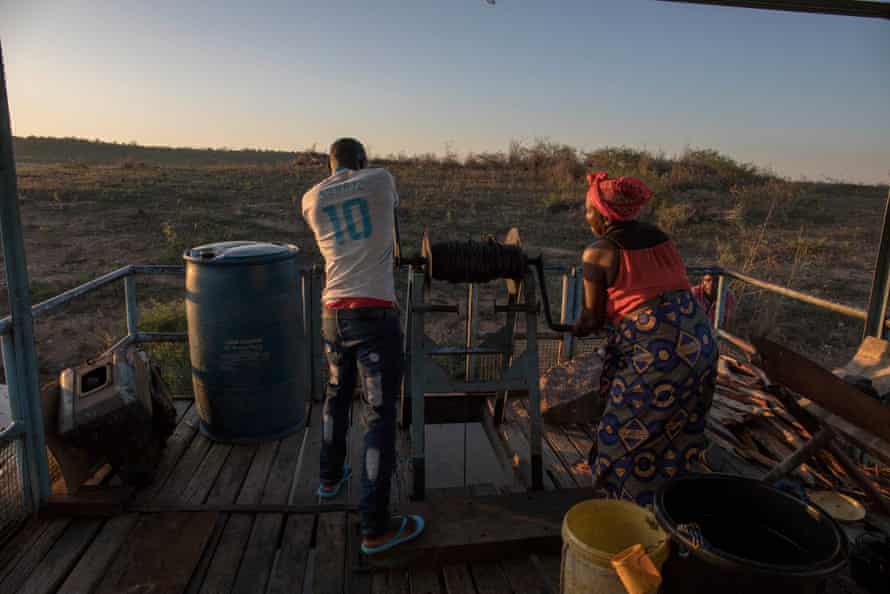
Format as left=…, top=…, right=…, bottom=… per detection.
left=429, top=239, right=528, bottom=284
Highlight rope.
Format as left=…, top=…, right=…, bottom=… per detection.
left=430, top=239, right=528, bottom=284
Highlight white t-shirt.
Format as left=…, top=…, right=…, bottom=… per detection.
left=302, top=167, right=399, bottom=304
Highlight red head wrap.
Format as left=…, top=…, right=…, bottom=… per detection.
left=585, top=172, right=653, bottom=221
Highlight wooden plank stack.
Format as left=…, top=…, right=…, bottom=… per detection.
left=708, top=355, right=890, bottom=502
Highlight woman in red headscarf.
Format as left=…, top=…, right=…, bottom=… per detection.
left=572, top=172, right=717, bottom=507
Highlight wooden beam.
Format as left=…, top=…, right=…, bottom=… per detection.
left=42, top=487, right=135, bottom=517
left=127, top=502, right=357, bottom=514
left=658, top=0, right=890, bottom=19
left=753, top=337, right=890, bottom=445
left=367, top=488, right=599, bottom=568
left=424, top=394, right=486, bottom=425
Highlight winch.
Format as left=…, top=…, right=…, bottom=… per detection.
left=398, top=228, right=571, bottom=499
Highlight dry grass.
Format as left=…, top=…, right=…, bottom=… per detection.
left=4, top=137, right=888, bottom=383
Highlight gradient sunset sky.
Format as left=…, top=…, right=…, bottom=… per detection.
left=2, top=1, right=888, bottom=183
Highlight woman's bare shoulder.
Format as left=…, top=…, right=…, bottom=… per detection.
left=583, top=239, right=617, bottom=263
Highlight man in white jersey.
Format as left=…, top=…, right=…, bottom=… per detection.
left=301, top=138, right=424, bottom=555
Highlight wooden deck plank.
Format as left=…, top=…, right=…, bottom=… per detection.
left=131, top=405, right=200, bottom=504
left=0, top=518, right=70, bottom=593
left=469, top=561, right=510, bottom=594
left=442, top=564, right=475, bottom=594
left=230, top=513, right=283, bottom=594
left=237, top=441, right=280, bottom=504
left=174, top=399, right=192, bottom=423
left=182, top=443, right=233, bottom=504
left=486, top=400, right=550, bottom=491
left=17, top=519, right=103, bottom=594
left=312, top=511, right=347, bottom=594
left=183, top=514, right=228, bottom=594
left=263, top=426, right=307, bottom=504
left=346, top=514, right=372, bottom=594
left=208, top=427, right=306, bottom=594
left=291, top=405, right=324, bottom=504
left=0, top=518, right=54, bottom=581
left=480, top=405, right=533, bottom=492
left=540, top=420, right=591, bottom=488
left=562, top=425, right=594, bottom=463
left=504, top=400, right=567, bottom=489
left=389, top=569, right=411, bottom=594
left=266, top=514, right=313, bottom=594
left=409, top=567, right=442, bottom=594
left=156, top=433, right=214, bottom=503
left=500, top=557, right=551, bottom=594
left=57, top=514, right=140, bottom=594
left=371, top=572, right=390, bottom=594
left=369, top=489, right=597, bottom=569
left=531, top=554, right=561, bottom=594
left=94, top=512, right=217, bottom=594
left=196, top=514, right=254, bottom=594
left=205, top=444, right=257, bottom=505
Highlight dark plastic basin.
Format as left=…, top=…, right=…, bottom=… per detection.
left=654, top=473, right=848, bottom=594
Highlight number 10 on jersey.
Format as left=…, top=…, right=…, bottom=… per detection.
left=322, top=197, right=373, bottom=245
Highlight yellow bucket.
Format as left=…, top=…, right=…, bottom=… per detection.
left=561, top=499, right=670, bottom=594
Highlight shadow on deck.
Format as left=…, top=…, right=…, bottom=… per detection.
left=0, top=394, right=594, bottom=594
left=0, top=396, right=872, bottom=594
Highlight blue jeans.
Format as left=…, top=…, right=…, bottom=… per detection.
left=320, top=307, right=402, bottom=537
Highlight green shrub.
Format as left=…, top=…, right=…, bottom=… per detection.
left=141, top=300, right=191, bottom=394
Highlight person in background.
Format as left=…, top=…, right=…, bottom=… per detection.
left=300, top=138, right=423, bottom=555
left=691, top=273, right=736, bottom=327
left=571, top=172, right=717, bottom=507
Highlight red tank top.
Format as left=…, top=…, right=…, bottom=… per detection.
left=604, top=225, right=691, bottom=323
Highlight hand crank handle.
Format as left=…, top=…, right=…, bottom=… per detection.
left=528, top=257, right=574, bottom=333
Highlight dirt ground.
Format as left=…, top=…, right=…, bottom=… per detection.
left=1, top=149, right=888, bottom=384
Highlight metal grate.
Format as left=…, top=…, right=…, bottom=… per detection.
left=0, top=438, right=28, bottom=545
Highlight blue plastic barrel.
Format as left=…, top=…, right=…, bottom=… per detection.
left=184, top=241, right=308, bottom=442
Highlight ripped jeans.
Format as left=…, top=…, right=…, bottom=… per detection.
left=320, top=307, right=402, bottom=537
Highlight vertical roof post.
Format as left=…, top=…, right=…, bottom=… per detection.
left=864, top=190, right=890, bottom=339
left=0, top=40, right=51, bottom=506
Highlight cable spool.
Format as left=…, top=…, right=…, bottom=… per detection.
left=404, top=228, right=571, bottom=332
left=421, top=230, right=527, bottom=286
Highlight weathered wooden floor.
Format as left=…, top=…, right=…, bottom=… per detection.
left=0, top=396, right=601, bottom=594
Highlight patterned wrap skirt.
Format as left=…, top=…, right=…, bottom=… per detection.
left=590, top=290, right=717, bottom=507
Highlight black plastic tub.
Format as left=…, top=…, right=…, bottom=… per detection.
left=654, top=474, right=848, bottom=594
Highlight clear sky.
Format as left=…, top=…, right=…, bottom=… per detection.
left=2, top=1, right=888, bottom=183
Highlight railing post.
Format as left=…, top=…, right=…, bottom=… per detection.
left=124, top=275, right=138, bottom=337
left=864, top=190, right=890, bottom=339
left=0, top=42, right=51, bottom=507
left=1, top=333, right=35, bottom=510
left=409, top=268, right=426, bottom=500
left=464, top=283, right=478, bottom=381
left=714, top=274, right=727, bottom=331
left=524, top=270, right=543, bottom=490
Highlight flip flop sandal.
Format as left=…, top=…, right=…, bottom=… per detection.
left=316, top=464, right=351, bottom=499
left=361, top=515, right=425, bottom=555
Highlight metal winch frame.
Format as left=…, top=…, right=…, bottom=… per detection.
left=400, top=229, right=558, bottom=500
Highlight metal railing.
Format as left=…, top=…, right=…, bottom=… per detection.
left=0, top=264, right=186, bottom=524
left=0, top=260, right=886, bottom=522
